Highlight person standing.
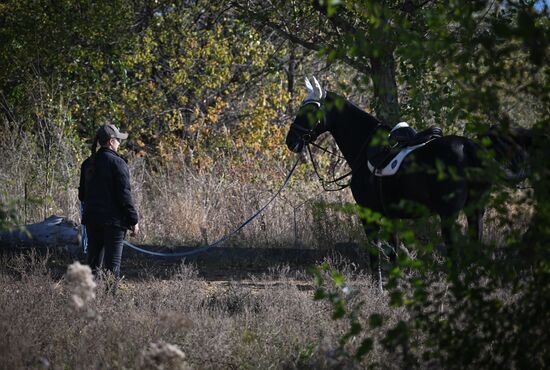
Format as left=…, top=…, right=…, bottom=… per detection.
left=78, top=124, right=139, bottom=279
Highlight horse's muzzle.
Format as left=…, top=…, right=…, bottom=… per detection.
left=286, top=128, right=306, bottom=153
left=288, top=141, right=304, bottom=153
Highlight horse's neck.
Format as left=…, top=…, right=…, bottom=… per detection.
left=326, top=95, right=379, bottom=170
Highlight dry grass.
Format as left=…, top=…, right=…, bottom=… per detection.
left=127, top=156, right=367, bottom=249
left=0, top=119, right=366, bottom=249
left=0, top=121, right=535, bottom=369
left=0, top=118, right=531, bottom=252
left=0, top=252, right=408, bottom=370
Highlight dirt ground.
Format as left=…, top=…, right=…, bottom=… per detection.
left=122, top=243, right=371, bottom=292
left=5, top=242, right=372, bottom=290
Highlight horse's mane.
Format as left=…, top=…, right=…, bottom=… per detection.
left=325, top=91, right=384, bottom=130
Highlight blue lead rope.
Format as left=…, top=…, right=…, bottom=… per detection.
left=80, top=202, right=88, bottom=255
left=122, top=157, right=300, bottom=258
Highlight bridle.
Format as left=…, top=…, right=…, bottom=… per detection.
left=290, top=98, right=380, bottom=191
left=289, top=99, right=351, bottom=191
left=288, top=100, right=326, bottom=145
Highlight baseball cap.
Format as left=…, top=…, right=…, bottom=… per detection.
left=96, top=124, right=128, bottom=142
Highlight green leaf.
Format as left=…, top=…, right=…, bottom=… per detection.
left=390, top=291, right=404, bottom=307
left=313, top=288, right=326, bottom=300
left=369, top=314, right=384, bottom=328
left=355, top=338, right=373, bottom=359
left=331, top=271, right=345, bottom=286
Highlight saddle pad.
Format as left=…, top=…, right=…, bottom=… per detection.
left=368, top=140, right=434, bottom=176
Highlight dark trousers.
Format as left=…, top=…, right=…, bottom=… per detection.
left=86, top=223, right=126, bottom=279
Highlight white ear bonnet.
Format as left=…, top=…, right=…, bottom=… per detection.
left=303, top=76, right=326, bottom=104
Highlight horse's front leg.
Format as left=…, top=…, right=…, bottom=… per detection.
left=361, top=221, right=385, bottom=291
left=440, top=214, right=461, bottom=261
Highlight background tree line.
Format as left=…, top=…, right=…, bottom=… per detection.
left=2, top=0, right=546, bottom=243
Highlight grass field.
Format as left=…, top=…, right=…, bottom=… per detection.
left=0, top=251, right=408, bottom=369
left=0, top=143, right=535, bottom=369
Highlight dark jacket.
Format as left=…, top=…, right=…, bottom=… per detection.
left=79, top=148, right=139, bottom=229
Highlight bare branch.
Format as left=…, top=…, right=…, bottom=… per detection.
left=231, top=1, right=371, bottom=74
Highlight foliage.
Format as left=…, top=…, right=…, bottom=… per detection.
left=304, top=1, right=550, bottom=368
left=312, top=262, right=376, bottom=362
left=0, top=0, right=293, bottom=171
left=0, top=0, right=549, bottom=367
left=0, top=200, right=17, bottom=231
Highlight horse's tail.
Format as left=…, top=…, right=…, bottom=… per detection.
left=471, top=127, right=531, bottom=183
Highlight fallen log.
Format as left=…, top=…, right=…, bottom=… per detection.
left=0, top=215, right=81, bottom=255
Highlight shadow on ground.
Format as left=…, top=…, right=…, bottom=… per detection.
left=1, top=242, right=372, bottom=282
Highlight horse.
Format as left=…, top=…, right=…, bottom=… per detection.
left=285, top=77, right=529, bottom=273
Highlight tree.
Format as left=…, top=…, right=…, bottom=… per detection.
left=253, top=1, right=550, bottom=367
left=0, top=0, right=295, bottom=169
left=233, top=0, right=425, bottom=125
left=234, top=1, right=548, bottom=129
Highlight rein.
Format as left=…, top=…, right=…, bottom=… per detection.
left=302, top=117, right=382, bottom=192
left=307, top=144, right=353, bottom=191
left=309, top=141, right=346, bottom=159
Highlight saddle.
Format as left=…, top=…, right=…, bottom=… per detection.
left=368, top=123, right=443, bottom=173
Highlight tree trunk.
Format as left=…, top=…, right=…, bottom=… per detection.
left=370, top=52, right=401, bottom=126
left=0, top=215, right=81, bottom=255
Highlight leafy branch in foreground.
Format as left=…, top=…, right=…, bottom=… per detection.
left=307, top=0, right=549, bottom=368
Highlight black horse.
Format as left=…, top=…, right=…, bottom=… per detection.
left=285, top=79, right=528, bottom=269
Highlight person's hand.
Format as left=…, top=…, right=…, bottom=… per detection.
left=130, top=223, right=139, bottom=236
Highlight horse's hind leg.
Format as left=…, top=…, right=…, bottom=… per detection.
left=466, top=184, right=487, bottom=243
left=436, top=179, right=468, bottom=261
left=389, top=232, right=399, bottom=263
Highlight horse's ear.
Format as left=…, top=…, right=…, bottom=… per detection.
left=312, top=76, right=324, bottom=100
left=305, top=77, right=313, bottom=92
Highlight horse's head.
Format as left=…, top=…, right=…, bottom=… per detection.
left=286, top=77, right=329, bottom=153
